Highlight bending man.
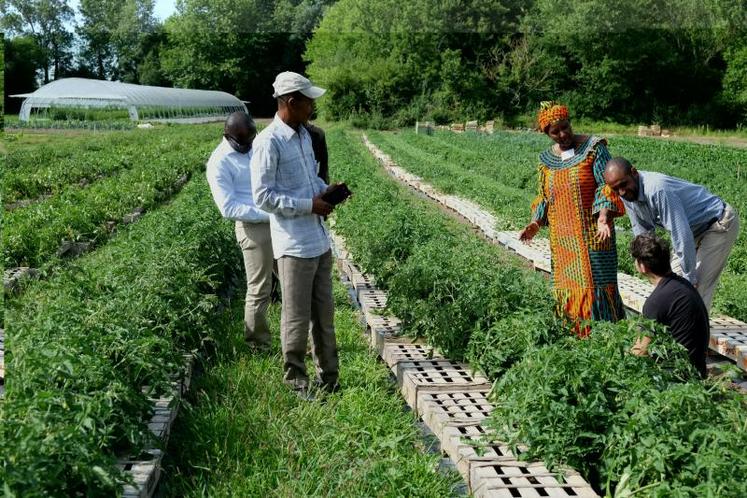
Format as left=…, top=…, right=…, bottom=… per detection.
left=604, top=157, right=740, bottom=310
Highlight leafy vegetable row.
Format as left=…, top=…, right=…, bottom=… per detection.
left=3, top=127, right=219, bottom=270
left=2, top=175, right=241, bottom=496
left=4, top=125, right=217, bottom=205
left=330, top=128, right=747, bottom=496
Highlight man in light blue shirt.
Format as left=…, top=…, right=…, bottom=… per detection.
left=251, top=71, right=340, bottom=397
left=605, top=157, right=740, bottom=310
left=207, top=112, right=274, bottom=351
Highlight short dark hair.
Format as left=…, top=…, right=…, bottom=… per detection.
left=630, top=234, right=671, bottom=276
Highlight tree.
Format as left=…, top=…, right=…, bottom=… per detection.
left=160, top=0, right=332, bottom=116
left=305, top=0, right=524, bottom=124
left=76, top=0, right=156, bottom=80
left=4, top=35, right=45, bottom=114
left=1, top=0, right=74, bottom=82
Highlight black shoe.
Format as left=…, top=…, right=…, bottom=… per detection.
left=246, top=342, right=271, bottom=355
left=313, top=379, right=342, bottom=394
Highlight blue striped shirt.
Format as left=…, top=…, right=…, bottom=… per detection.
left=251, top=114, right=329, bottom=258
left=623, top=171, right=724, bottom=285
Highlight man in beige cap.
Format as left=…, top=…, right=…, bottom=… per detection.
left=251, top=71, right=340, bottom=399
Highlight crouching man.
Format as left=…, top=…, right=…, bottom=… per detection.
left=630, top=233, right=709, bottom=376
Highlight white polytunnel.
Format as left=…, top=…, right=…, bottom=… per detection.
left=11, top=77, right=249, bottom=123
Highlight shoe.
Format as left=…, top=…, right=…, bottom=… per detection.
left=246, top=342, right=272, bottom=355
left=294, top=387, right=316, bottom=401
left=313, top=379, right=342, bottom=394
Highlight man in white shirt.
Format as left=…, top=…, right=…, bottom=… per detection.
left=207, top=111, right=273, bottom=351
left=251, top=72, right=339, bottom=397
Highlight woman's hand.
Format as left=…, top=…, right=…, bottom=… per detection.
left=596, top=208, right=612, bottom=241
left=596, top=215, right=612, bottom=241
left=519, top=221, right=540, bottom=243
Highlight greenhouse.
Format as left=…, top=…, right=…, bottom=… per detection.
left=11, top=77, right=248, bottom=124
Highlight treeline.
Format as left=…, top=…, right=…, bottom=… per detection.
left=306, top=0, right=747, bottom=127
left=2, top=0, right=333, bottom=116
left=4, top=0, right=747, bottom=125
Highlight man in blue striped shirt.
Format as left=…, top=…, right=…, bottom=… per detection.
left=604, top=157, right=740, bottom=310
left=251, top=72, right=340, bottom=397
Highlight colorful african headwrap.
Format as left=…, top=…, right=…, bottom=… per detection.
left=537, top=101, right=569, bottom=132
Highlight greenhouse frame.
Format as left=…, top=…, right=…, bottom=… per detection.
left=11, top=78, right=248, bottom=123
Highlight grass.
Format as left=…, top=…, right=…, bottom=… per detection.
left=161, top=271, right=461, bottom=497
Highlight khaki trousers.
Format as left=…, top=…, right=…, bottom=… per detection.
left=235, top=221, right=274, bottom=347
left=277, top=249, right=338, bottom=388
left=672, top=204, right=740, bottom=311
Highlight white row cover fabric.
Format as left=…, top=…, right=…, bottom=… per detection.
left=12, top=78, right=248, bottom=121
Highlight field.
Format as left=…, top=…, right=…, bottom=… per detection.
left=365, top=129, right=747, bottom=322
left=2, top=123, right=746, bottom=497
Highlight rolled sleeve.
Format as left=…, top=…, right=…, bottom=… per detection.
left=592, top=143, right=625, bottom=216
left=656, top=191, right=698, bottom=284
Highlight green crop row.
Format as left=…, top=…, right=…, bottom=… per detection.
left=3, top=127, right=220, bottom=270
left=1, top=175, right=241, bottom=496
left=4, top=125, right=218, bottom=205
left=329, top=127, right=747, bottom=496
left=365, top=129, right=747, bottom=322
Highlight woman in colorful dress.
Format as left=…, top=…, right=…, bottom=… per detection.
left=519, top=101, right=626, bottom=335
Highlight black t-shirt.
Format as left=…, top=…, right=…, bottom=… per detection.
left=304, top=124, right=328, bottom=184
left=643, top=274, right=709, bottom=376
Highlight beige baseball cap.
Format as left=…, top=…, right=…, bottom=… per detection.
left=272, top=71, right=326, bottom=99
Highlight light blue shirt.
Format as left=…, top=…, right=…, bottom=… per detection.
left=206, top=138, right=270, bottom=223
left=251, top=114, right=329, bottom=258
left=623, top=171, right=724, bottom=285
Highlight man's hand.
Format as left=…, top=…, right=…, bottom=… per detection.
left=631, top=336, right=651, bottom=356
left=596, top=215, right=612, bottom=241
left=519, top=221, right=540, bottom=243
left=312, top=195, right=333, bottom=216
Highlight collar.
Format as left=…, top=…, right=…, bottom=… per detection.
left=221, top=137, right=251, bottom=159
left=272, top=113, right=307, bottom=142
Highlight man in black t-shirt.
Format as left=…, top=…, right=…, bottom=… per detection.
left=304, top=123, right=329, bottom=183
left=630, top=233, right=709, bottom=376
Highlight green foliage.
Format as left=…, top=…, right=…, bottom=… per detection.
left=161, top=0, right=331, bottom=116
left=305, top=0, right=522, bottom=125
left=3, top=124, right=220, bottom=269
left=602, top=382, right=747, bottom=497
left=339, top=124, right=746, bottom=494
left=328, top=127, right=555, bottom=359
left=487, top=319, right=698, bottom=481
left=2, top=174, right=240, bottom=496
left=307, top=0, right=747, bottom=127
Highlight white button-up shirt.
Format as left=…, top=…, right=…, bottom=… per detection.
left=251, top=114, right=329, bottom=258
left=206, top=138, right=270, bottom=223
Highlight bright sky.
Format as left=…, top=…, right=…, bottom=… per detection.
left=68, top=0, right=178, bottom=22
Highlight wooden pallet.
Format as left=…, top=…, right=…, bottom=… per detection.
left=382, top=343, right=442, bottom=372
left=417, top=390, right=493, bottom=440
left=396, top=359, right=491, bottom=412
left=118, top=354, right=193, bottom=497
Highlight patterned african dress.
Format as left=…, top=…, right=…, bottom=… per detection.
left=530, top=136, right=626, bottom=335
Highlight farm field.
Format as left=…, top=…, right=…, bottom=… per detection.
left=330, top=127, right=747, bottom=496
left=2, top=126, right=218, bottom=274
left=365, top=129, right=747, bottom=322
left=2, top=123, right=746, bottom=497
